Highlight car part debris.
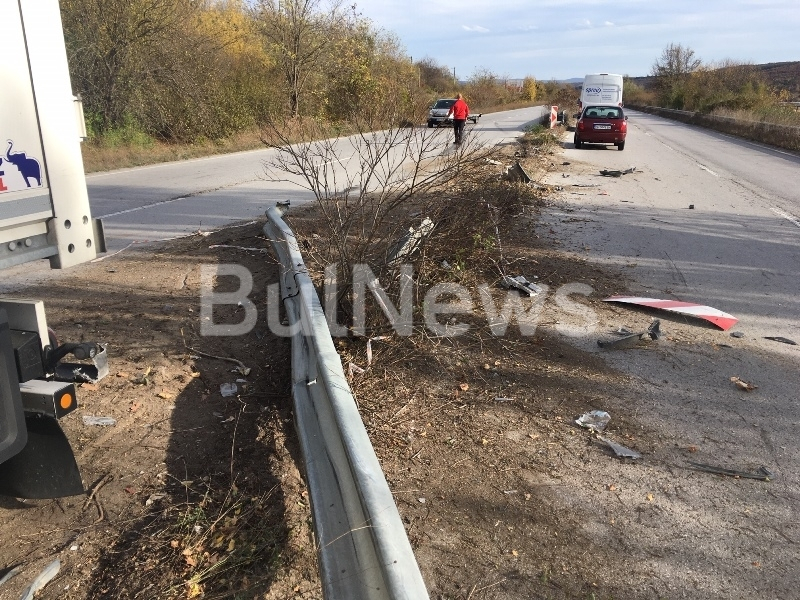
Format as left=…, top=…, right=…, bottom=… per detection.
left=730, top=331, right=745, bottom=338
left=597, top=435, right=641, bottom=459
left=19, top=559, right=60, bottom=600
left=688, top=462, right=773, bottom=481
left=386, top=217, right=435, bottom=264
left=730, top=376, right=757, bottom=391
left=54, top=343, right=109, bottom=384
left=764, top=336, right=797, bottom=346
left=613, top=327, right=635, bottom=335
left=599, top=167, right=636, bottom=177
left=503, top=161, right=532, bottom=183
left=82, top=416, right=116, bottom=426
left=689, top=204, right=695, bottom=209
left=499, top=275, right=543, bottom=297
left=604, top=296, right=738, bottom=330
left=598, top=320, right=661, bottom=349
left=0, top=565, right=21, bottom=589
left=575, top=410, right=610, bottom=432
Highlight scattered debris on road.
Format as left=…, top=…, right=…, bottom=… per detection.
left=604, top=296, right=738, bottom=330
left=731, top=331, right=745, bottom=338
left=499, top=274, right=543, bottom=297
left=503, top=161, right=532, bottom=183
left=597, top=320, right=661, bottom=349
left=599, top=167, right=636, bottom=177
left=575, top=410, right=611, bottom=432
left=598, top=436, right=642, bottom=459
left=764, top=336, right=797, bottom=346
left=730, top=376, right=758, bottom=391
left=688, top=462, right=773, bottom=481
left=387, top=217, right=435, bottom=264
left=0, top=565, right=21, bottom=589
left=82, top=416, right=117, bottom=426
left=19, top=559, right=60, bottom=600
left=220, top=382, right=238, bottom=397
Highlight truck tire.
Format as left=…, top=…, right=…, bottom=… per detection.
left=617, top=141, right=625, bottom=151
left=574, top=135, right=582, bottom=149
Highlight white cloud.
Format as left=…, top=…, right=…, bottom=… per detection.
left=351, top=0, right=800, bottom=79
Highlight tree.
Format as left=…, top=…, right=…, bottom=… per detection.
left=650, top=43, right=702, bottom=106
left=253, top=0, right=345, bottom=118
left=522, top=76, right=537, bottom=102
left=62, top=0, right=198, bottom=132
left=417, top=57, right=455, bottom=93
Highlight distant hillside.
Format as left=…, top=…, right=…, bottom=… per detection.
left=754, top=61, right=800, bottom=99
left=626, top=61, right=800, bottom=100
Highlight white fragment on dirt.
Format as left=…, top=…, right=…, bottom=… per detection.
left=220, top=383, right=238, bottom=397
left=19, top=558, right=60, bottom=600
left=82, top=416, right=117, bottom=426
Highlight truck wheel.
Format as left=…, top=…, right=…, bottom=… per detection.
left=618, top=141, right=625, bottom=151
left=428, top=122, right=434, bottom=128
left=574, top=136, right=582, bottom=149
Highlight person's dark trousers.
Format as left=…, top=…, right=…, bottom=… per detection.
left=453, top=119, right=466, bottom=144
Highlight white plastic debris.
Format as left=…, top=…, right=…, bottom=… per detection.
left=499, top=275, right=543, bottom=297
left=598, top=435, right=642, bottom=459
left=82, top=416, right=117, bottom=426
left=19, top=559, right=60, bottom=600
left=575, top=410, right=611, bottom=432
left=220, top=383, right=238, bottom=397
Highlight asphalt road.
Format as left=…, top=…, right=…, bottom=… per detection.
left=88, top=105, right=549, bottom=253
left=539, top=110, right=800, bottom=598
left=550, top=110, right=800, bottom=345
left=0, top=106, right=547, bottom=291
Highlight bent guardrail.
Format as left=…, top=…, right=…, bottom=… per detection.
left=264, top=203, right=429, bottom=600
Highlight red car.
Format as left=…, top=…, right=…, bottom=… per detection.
left=574, top=105, right=627, bottom=150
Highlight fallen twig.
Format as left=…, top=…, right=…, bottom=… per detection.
left=186, top=346, right=251, bottom=376
left=688, top=462, right=773, bottom=481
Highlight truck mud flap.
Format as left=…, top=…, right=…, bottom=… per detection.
left=0, top=414, right=84, bottom=499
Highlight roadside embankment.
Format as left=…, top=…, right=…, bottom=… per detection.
left=626, top=104, right=800, bottom=152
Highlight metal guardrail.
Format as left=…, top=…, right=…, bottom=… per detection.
left=264, top=203, right=430, bottom=600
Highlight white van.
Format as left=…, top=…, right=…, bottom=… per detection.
left=579, top=73, right=623, bottom=110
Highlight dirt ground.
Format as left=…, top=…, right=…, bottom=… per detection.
left=0, top=132, right=792, bottom=599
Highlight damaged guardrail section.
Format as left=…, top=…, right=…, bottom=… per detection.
left=264, top=203, right=429, bottom=600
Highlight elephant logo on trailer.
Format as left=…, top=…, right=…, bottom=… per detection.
left=1, top=139, right=42, bottom=191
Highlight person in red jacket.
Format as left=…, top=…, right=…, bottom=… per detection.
left=446, top=93, right=470, bottom=144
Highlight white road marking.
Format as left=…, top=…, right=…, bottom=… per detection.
left=100, top=197, right=188, bottom=218
left=697, top=163, right=718, bottom=176
left=770, top=207, right=800, bottom=229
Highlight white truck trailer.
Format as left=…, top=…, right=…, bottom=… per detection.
left=578, top=73, right=624, bottom=111
left=0, top=0, right=107, bottom=499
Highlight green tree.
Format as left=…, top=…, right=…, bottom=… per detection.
left=522, top=76, right=538, bottom=102
left=650, top=43, right=702, bottom=107
left=253, top=0, right=345, bottom=118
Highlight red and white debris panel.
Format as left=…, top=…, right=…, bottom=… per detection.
left=603, top=296, right=738, bottom=330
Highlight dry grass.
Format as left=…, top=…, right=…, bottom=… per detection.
left=80, top=129, right=268, bottom=173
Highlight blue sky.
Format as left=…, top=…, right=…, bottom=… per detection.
left=353, top=0, right=800, bottom=80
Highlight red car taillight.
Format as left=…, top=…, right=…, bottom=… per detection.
left=578, top=120, right=585, bottom=131
left=621, top=120, right=627, bottom=133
